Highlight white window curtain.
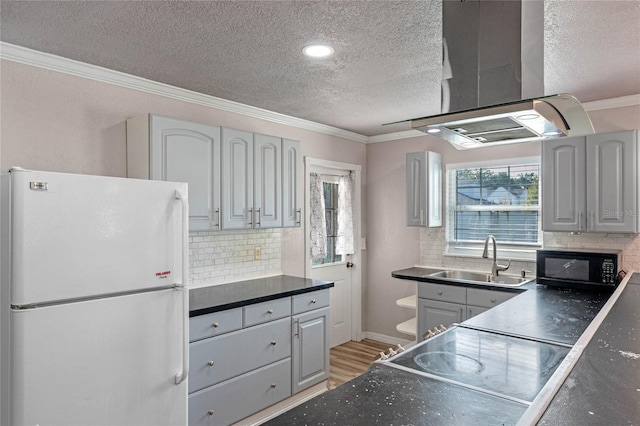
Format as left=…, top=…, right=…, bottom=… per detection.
left=336, top=174, right=355, bottom=255
left=309, top=173, right=327, bottom=260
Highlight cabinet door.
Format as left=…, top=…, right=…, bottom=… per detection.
left=466, top=305, right=489, bottom=320
left=406, top=152, right=426, bottom=226
left=292, top=307, right=330, bottom=394
left=541, top=137, right=586, bottom=232
left=149, top=115, right=221, bottom=232
left=222, top=128, right=254, bottom=229
left=282, top=139, right=302, bottom=227
left=417, top=299, right=465, bottom=341
left=254, top=134, right=282, bottom=228
left=587, top=130, right=638, bottom=233
left=406, top=151, right=442, bottom=227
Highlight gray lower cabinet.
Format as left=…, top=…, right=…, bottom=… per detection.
left=292, top=307, right=330, bottom=394
left=188, top=290, right=330, bottom=425
left=417, top=282, right=517, bottom=339
left=189, top=358, right=292, bottom=426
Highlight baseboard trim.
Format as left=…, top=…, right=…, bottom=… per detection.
left=233, top=381, right=329, bottom=426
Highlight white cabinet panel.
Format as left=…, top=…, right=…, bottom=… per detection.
left=542, top=138, right=586, bottom=232
left=292, top=307, right=330, bottom=394
left=282, top=139, right=302, bottom=227
left=587, top=131, right=638, bottom=233
left=222, top=128, right=254, bottom=230
left=542, top=130, right=638, bottom=233
left=254, top=134, right=282, bottom=228
left=406, top=151, right=442, bottom=227
left=127, top=115, right=221, bottom=232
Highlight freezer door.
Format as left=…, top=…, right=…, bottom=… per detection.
left=10, top=170, right=187, bottom=305
left=10, top=289, right=187, bottom=426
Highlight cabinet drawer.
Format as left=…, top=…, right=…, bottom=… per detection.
left=292, top=289, right=330, bottom=314
left=189, top=317, right=291, bottom=393
left=418, top=282, right=466, bottom=304
left=243, top=297, right=291, bottom=327
left=467, top=288, right=516, bottom=308
left=189, top=358, right=292, bottom=426
left=189, top=308, right=242, bottom=342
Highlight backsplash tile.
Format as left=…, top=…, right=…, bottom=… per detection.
left=420, top=227, right=640, bottom=276
left=189, top=229, right=282, bottom=287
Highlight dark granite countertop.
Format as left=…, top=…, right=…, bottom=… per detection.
left=538, top=280, right=640, bottom=425
left=189, top=275, right=333, bottom=317
left=267, top=266, right=633, bottom=425
left=265, top=364, right=528, bottom=426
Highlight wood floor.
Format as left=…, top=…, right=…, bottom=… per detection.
left=329, top=339, right=392, bottom=389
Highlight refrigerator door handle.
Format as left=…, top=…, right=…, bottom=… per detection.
left=174, top=189, right=189, bottom=385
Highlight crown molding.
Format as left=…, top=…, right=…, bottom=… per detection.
left=0, top=42, right=369, bottom=144
left=582, top=94, right=640, bottom=111
left=2, top=43, right=638, bottom=145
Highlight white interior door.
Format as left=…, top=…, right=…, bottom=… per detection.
left=305, top=158, right=362, bottom=348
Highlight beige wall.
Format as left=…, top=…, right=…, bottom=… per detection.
left=0, top=59, right=367, bottom=295
left=2, top=58, right=639, bottom=340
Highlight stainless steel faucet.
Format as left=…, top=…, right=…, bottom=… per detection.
left=482, top=235, right=511, bottom=276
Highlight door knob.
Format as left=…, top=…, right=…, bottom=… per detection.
left=346, top=262, right=354, bottom=268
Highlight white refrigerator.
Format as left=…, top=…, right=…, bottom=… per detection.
left=0, top=168, right=189, bottom=426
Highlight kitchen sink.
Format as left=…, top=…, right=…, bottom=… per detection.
left=430, top=270, right=533, bottom=286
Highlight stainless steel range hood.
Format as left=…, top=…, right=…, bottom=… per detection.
left=408, top=0, right=594, bottom=149
left=412, top=93, right=594, bottom=149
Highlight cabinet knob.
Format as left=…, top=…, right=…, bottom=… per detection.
left=270, top=383, right=277, bottom=388
left=267, top=309, right=274, bottom=314
left=207, top=361, right=215, bottom=366
left=212, top=322, right=219, bottom=328
left=270, top=341, right=277, bottom=346
left=311, top=299, right=317, bottom=304
left=208, top=410, right=215, bottom=416
left=437, top=291, right=443, bottom=296
left=491, top=298, right=496, bottom=303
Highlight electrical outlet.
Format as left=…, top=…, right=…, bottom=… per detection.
left=254, top=246, right=261, bottom=261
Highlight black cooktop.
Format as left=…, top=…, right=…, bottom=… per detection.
left=388, top=326, right=571, bottom=403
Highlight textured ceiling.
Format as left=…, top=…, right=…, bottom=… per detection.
left=1, top=1, right=639, bottom=137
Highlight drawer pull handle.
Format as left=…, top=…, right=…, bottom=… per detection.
left=311, top=299, right=317, bottom=304
left=212, top=322, right=219, bottom=328
left=271, top=383, right=277, bottom=388
left=208, top=410, right=215, bottom=416
left=267, top=309, right=274, bottom=314
left=437, top=291, right=443, bottom=296
left=207, top=361, right=215, bottom=366
left=270, top=341, right=277, bottom=346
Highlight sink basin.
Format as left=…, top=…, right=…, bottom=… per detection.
left=430, top=270, right=533, bottom=287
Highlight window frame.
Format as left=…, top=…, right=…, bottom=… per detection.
left=445, top=156, right=542, bottom=262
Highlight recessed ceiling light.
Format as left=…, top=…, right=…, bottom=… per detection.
left=302, top=44, right=334, bottom=58
left=516, top=113, right=540, bottom=120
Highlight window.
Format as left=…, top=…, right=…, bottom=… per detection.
left=312, top=182, right=343, bottom=265
left=446, top=158, right=541, bottom=259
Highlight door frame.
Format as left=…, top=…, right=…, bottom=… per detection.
left=304, top=157, right=363, bottom=343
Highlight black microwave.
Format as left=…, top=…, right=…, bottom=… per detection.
left=536, top=249, right=621, bottom=291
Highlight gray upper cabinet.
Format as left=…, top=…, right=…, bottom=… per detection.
left=222, top=129, right=283, bottom=229
left=406, top=151, right=442, bottom=227
left=282, top=139, right=302, bottom=227
left=542, top=130, right=638, bottom=233
left=126, top=115, right=221, bottom=232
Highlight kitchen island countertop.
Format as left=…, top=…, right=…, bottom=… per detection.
left=267, top=267, right=637, bottom=425
left=189, top=275, right=333, bottom=317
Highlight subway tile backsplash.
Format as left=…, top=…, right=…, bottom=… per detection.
left=188, top=229, right=282, bottom=287
left=420, top=227, right=640, bottom=276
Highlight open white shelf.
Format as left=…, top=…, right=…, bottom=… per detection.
left=396, top=317, right=417, bottom=336
left=396, top=294, right=417, bottom=309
